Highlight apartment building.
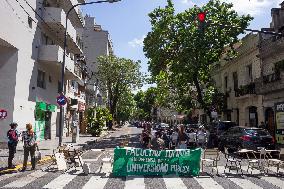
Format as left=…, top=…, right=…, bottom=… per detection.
left=212, top=33, right=264, bottom=127
left=255, top=2, right=284, bottom=144
left=83, top=16, right=113, bottom=108
left=0, top=0, right=87, bottom=143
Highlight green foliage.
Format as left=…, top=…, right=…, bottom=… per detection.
left=86, top=107, right=112, bottom=136
left=143, top=0, right=252, bottom=116
left=117, top=89, right=136, bottom=122
left=96, top=55, right=144, bottom=120
left=133, top=87, right=159, bottom=121
left=275, top=60, right=284, bottom=73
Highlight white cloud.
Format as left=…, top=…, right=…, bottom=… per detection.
left=181, top=0, right=195, bottom=6
left=223, top=0, right=279, bottom=16
left=128, top=35, right=146, bottom=48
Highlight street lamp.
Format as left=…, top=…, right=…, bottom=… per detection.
left=58, top=0, right=121, bottom=146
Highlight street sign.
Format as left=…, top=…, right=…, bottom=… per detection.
left=0, top=109, right=8, bottom=119
left=211, top=111, right=218, bottom=118
left=57, top=94, right=67, bottom=106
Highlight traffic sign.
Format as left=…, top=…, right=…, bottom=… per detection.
left=0, top=109, right=8, bottom=119
left=57, top=94, right=67, bottom=106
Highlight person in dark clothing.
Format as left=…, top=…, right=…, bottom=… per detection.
left=151, top=132, right=165, bottom=150
left=7, top=122, right=19, bottom=169
left=21, top=123, right=37, bottom=171
left=259, top=121, right=266, bottom=129
left=177, top=125, right=188, bottom=149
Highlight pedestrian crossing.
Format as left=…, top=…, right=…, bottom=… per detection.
left=0, top=164, right=283, bottom=189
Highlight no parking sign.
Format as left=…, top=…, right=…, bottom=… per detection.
left=0, top=109, right=8, bottom=119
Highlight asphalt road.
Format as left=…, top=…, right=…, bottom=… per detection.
left=0, top=125, right=283, bottom=189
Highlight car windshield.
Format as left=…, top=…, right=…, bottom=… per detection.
left=245, top=129, right=270, bottom=136
left=218, top=122, right=236, bottom=130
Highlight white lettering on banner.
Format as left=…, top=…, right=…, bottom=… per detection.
left=127, top=163, right=169, bottom=173
left=170, top=165, right=190, bottom=173
left=165, top=150, right=191, bottom=158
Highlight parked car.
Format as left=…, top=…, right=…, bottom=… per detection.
left=216, top=121, right=237, bottom=136
left=218, top=126, right=275, bottom=152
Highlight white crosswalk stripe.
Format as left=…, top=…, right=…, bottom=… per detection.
left=1, top=165, right=283, bottom=189
left=43, top=168, right=83, bottom=189
left=3, top=170, right=48, bottom=188
left=194, top=176, right=224, bottom=189
left=83, top=176, right=109, bottom=189
left=163, top=176, right=187, bottom=189
left=125, top=176, right=145, bottom=189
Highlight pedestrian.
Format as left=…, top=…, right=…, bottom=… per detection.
left=21, top=123, right=37, bottom=171
left=197, top=127, right=207, bottom=148
left=177, top=125, right=188, bottom=149
left=170, top=128, right=179, bottom=149
left=259, top=121, right=265, bottom=129
left=150, top=132, right=165, bottom=150
left=187, top=128, right=197, bottom=148
left=7, top=122, right=19, bottom=169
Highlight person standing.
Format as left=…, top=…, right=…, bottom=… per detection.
left=177, top=125, right=189, bottom=149
left=21, top=123, right=37, bottom=171
left=7, top=122, right=19, bottom=169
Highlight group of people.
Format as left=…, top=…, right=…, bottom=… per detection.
left=140, top=124, right=209, bottom=150
left=7, top=122, right=37, bottom=171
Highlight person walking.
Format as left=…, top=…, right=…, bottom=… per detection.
left=187, top=128, right=197, bottom=148
left=21, top=123, right=37, bottom=171
left=177, top=125, right=188, bottom=149
left=150, top=132, right=165, bottom=150
left=197, top=127, right=207, bottom=148
left=7, top=122, right=19, bottom=169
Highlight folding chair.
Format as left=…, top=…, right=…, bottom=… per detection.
left=247, top=148, right=266, bottom=174
left=224, top=147, right=243, bottom=174
left=267, top=148, right=284, bottom=174
left=201, top=148, right=220, bottom=174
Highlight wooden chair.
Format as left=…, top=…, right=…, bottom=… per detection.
left=201, top=148, right=220, bottom=174
left=267, top=148, right=284, bottom=174
left=224, top=147, right=243, bottom=174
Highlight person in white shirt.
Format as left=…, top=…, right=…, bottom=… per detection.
left=187, top=129, right=197, bottom=148
left=197, top=128, right=207, bottom=148
left=170, top=128, right=179, bottom=149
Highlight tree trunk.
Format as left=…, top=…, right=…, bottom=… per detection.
left=192, top=72, right=212, bottom=122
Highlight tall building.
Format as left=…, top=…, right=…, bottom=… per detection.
left=212, top=33, right=264, bottom=127
left=0, top=0, right=87, bottom=144
left=83, top=16, right=114, bottom=109
left=255, top=1, right=284, bottom=144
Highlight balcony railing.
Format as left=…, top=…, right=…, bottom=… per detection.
left=235, top=83, right=256, bottom=97
left=263, top=72, right=281, bottom=84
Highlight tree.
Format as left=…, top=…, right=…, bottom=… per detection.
left=96, top=55, right=143, bottom=122
left=143, top=0, right=252, bottom=119
left=133, top=87, right=159, bottom=121
left=116, top=89, right=136, bottom=122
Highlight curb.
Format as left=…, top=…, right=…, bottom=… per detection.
left=0, top=131, right=111, bottom=174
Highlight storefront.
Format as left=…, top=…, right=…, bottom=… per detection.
left=35, top=101, right=57, bottom=141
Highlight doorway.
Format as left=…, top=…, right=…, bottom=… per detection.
left=248, top=106, right=258, bottom=127
left=44, top=111, right=52, bottom=139
left=265, top=108, right=275, bottom=137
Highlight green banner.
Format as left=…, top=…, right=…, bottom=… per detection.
left=112, top=147, right=201, bottom=176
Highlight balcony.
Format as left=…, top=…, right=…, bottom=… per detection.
left=235, top=83, right=256, bottom=98
left=255, top=71, right=284, bottom=94
left=42, top=7, right=82, bottom=54
left=60, top=0, right=84, bottom=28
left=38, top=45, right=76, bottom=80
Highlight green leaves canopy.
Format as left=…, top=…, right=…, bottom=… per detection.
left=96, top=55, right=144, bottom=120
left=143, top=0, right=252, bottom=116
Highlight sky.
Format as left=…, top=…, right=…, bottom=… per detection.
left=82, top=0, right=283, bottom=89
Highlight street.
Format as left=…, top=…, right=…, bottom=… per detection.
left=0, top=125, right=283, bottom=189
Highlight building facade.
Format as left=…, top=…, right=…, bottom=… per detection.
left=255, top=2, right=284, bottom=144
left=212, top=33, right=264, bottom=127
left=83, top=16, right=113, bottom=109
left=0, top=0, right=87, bottom=144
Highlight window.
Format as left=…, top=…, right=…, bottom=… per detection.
left=247, top=64, right=252, bottom=82
left=28, top=16, right=32, bottom=28
left=224, top=76, right=228, bottom=90
left=233, top=72, right=238, bottom=90
left=37, top=70, right=46, bottom=89
left=58, top=81, right=62, bottom=93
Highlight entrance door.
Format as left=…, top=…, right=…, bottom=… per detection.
left=45, top=111, right=52, bottom=139
left=249, top=106, right=258, bottom=127
left=266, top=108, right=275, bottom=137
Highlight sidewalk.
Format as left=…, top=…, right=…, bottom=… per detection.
left=0, top=131, right=110, bottom=172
